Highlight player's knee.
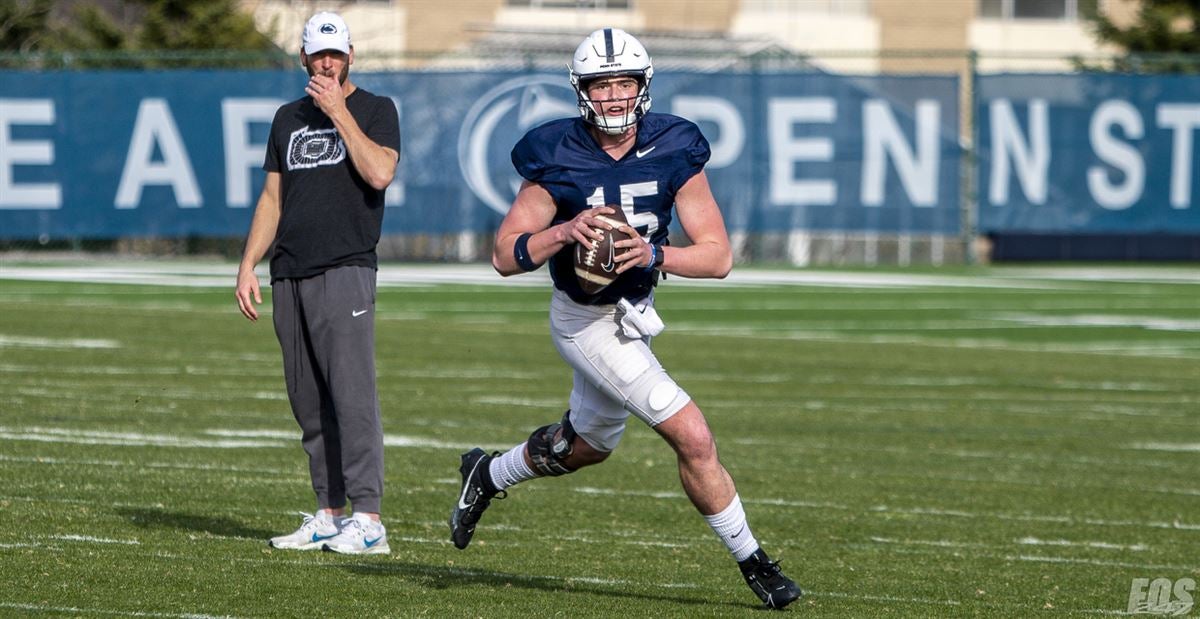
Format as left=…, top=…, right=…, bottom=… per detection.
left=676, top=433, right=717, bottom=465
left=526, top=411, right=580, bottom=476
left=661, top=414, right=718, bottom=464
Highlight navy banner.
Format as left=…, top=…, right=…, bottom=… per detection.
left=977, top=73, right=1200, bottom=234
left=0, top=69, right=960, bottom=240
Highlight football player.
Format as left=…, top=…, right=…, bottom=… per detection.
left=449, top=28, right=802, bottom=609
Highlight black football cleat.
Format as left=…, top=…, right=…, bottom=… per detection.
left=739, top=548, right=803, bottom=610
left=449, top=448, right=503, bottom=550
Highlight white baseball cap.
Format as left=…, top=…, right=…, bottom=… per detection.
left=302, top=12, right=351, bottom=55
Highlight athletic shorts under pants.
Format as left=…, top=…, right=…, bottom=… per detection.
left=272, top=266, right=383, bottom=514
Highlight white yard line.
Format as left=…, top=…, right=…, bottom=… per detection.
left=205, top=428, right=469, bottom=450
left=0, top=425, right=472, bottom=451
left=869, top=536, right=987, bottom=548
left=992, top=313, right=1200, bottom=332
left=469, top=395, right=568, bottom=408
left=813, top=590, right=961, bottom=607
left=0, top=602, right=235, bottom=619
left=997, top=266, right=1200, bottom=284
left=1007, top=554, right=1193, bottom=571
left=0, top=334, right=120, bottom=349
left=48, top=534, right=140, bottom=545
left=0, top=427, right=288, bottom=449
left=0, top=455, right=298, bottom=476
left=880, top=545, right=1193, bottom=574
left=680, top=329, right=1200, bottom=360
left=1128, top=442, right=1200, bottom=453
left=574, top=486, right=685, bottom=500
left=1016, top=537, right=1148, bottom=551
left=571, top=485, right=1200, bottom=531
left=8, top=262, right=1180, bottom=290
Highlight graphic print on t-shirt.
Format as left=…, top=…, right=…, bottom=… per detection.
left=287, top=126, right=346, bottom=171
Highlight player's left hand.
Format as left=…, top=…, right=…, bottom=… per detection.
left=613, top=225, right=652, bottom=274
left=306, top=74, right=346, bottom=115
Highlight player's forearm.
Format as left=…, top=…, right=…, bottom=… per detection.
left=239, top=195, right=281, bottom=273
left=658, top=240, right=732, bottom=279
left=330, top=110, right=397, bottom=190
left=492, top=224, right=571, bottom=276
left=240, top=229, right=274, bottom=275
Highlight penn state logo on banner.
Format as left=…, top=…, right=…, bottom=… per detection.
left=457, top=75, right=576, bottom=215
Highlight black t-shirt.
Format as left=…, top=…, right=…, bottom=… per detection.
left=263, top=88, right=401, bottom=281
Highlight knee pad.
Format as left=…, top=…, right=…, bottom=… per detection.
left=527, top=410, right=577, bottom=476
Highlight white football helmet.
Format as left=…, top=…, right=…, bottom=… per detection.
left=569, top=28, right=653, bottom=135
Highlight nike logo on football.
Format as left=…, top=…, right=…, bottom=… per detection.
left=352, top=309, right=368, bottom=317
left=635, top=146, right=656, bottom=158
left=600, top=240, right=616, bottom=272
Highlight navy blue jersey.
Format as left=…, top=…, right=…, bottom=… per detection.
left=511, top=112, right=710, bottom=304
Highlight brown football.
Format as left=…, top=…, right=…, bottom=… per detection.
left=574, top=205, right=633, bottom=295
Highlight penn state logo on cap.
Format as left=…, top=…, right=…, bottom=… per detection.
left=302, top=11, right=351, bottom=55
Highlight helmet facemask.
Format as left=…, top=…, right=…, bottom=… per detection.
left=571, top=72, right=653, bottom=135
left=569, top=28, right=654, bottom=135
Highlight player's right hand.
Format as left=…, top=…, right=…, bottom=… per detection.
left=564, top=206, right=614, bottom=248
left=235, top=269, right=262, bottom=322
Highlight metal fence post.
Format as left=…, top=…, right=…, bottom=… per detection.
left=963, top=49, right=979, bottom=265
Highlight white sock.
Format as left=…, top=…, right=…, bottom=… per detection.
left=704, top=494, right=759, bottom=562
left=488, top=442, right=538, bottom=491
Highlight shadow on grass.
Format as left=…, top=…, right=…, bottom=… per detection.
left=340, top=561, right=751, bottom=610
left=115, top=506, right=276, bottom=540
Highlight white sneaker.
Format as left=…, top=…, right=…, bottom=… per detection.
left=322, top=512, right=390, bottom=555
left=268, top=511, right=341, bottom=550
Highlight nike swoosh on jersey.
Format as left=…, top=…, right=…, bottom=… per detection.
left=635, top=146, right=656, bottom=158
left=352, top=309, right=368, bottom=317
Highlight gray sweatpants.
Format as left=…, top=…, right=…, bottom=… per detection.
left=272, top=266, right=383, bottom=514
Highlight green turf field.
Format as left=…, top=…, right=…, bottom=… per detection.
left=1, top=264, right=1197, bottom=617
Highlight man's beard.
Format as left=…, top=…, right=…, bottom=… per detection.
left=306, top=64, right=349, bottom=85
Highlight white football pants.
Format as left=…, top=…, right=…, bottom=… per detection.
left=549, top=289, right=691, bottom=452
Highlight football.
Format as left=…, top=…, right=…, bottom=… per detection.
left=574, top=206, right=633, bottom=294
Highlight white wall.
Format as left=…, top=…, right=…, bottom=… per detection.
left=970, top=19, right=1115, bottom=72
left=492, top=7, right=644, bottom=32
left=731, top=9, right=880, bottom=74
